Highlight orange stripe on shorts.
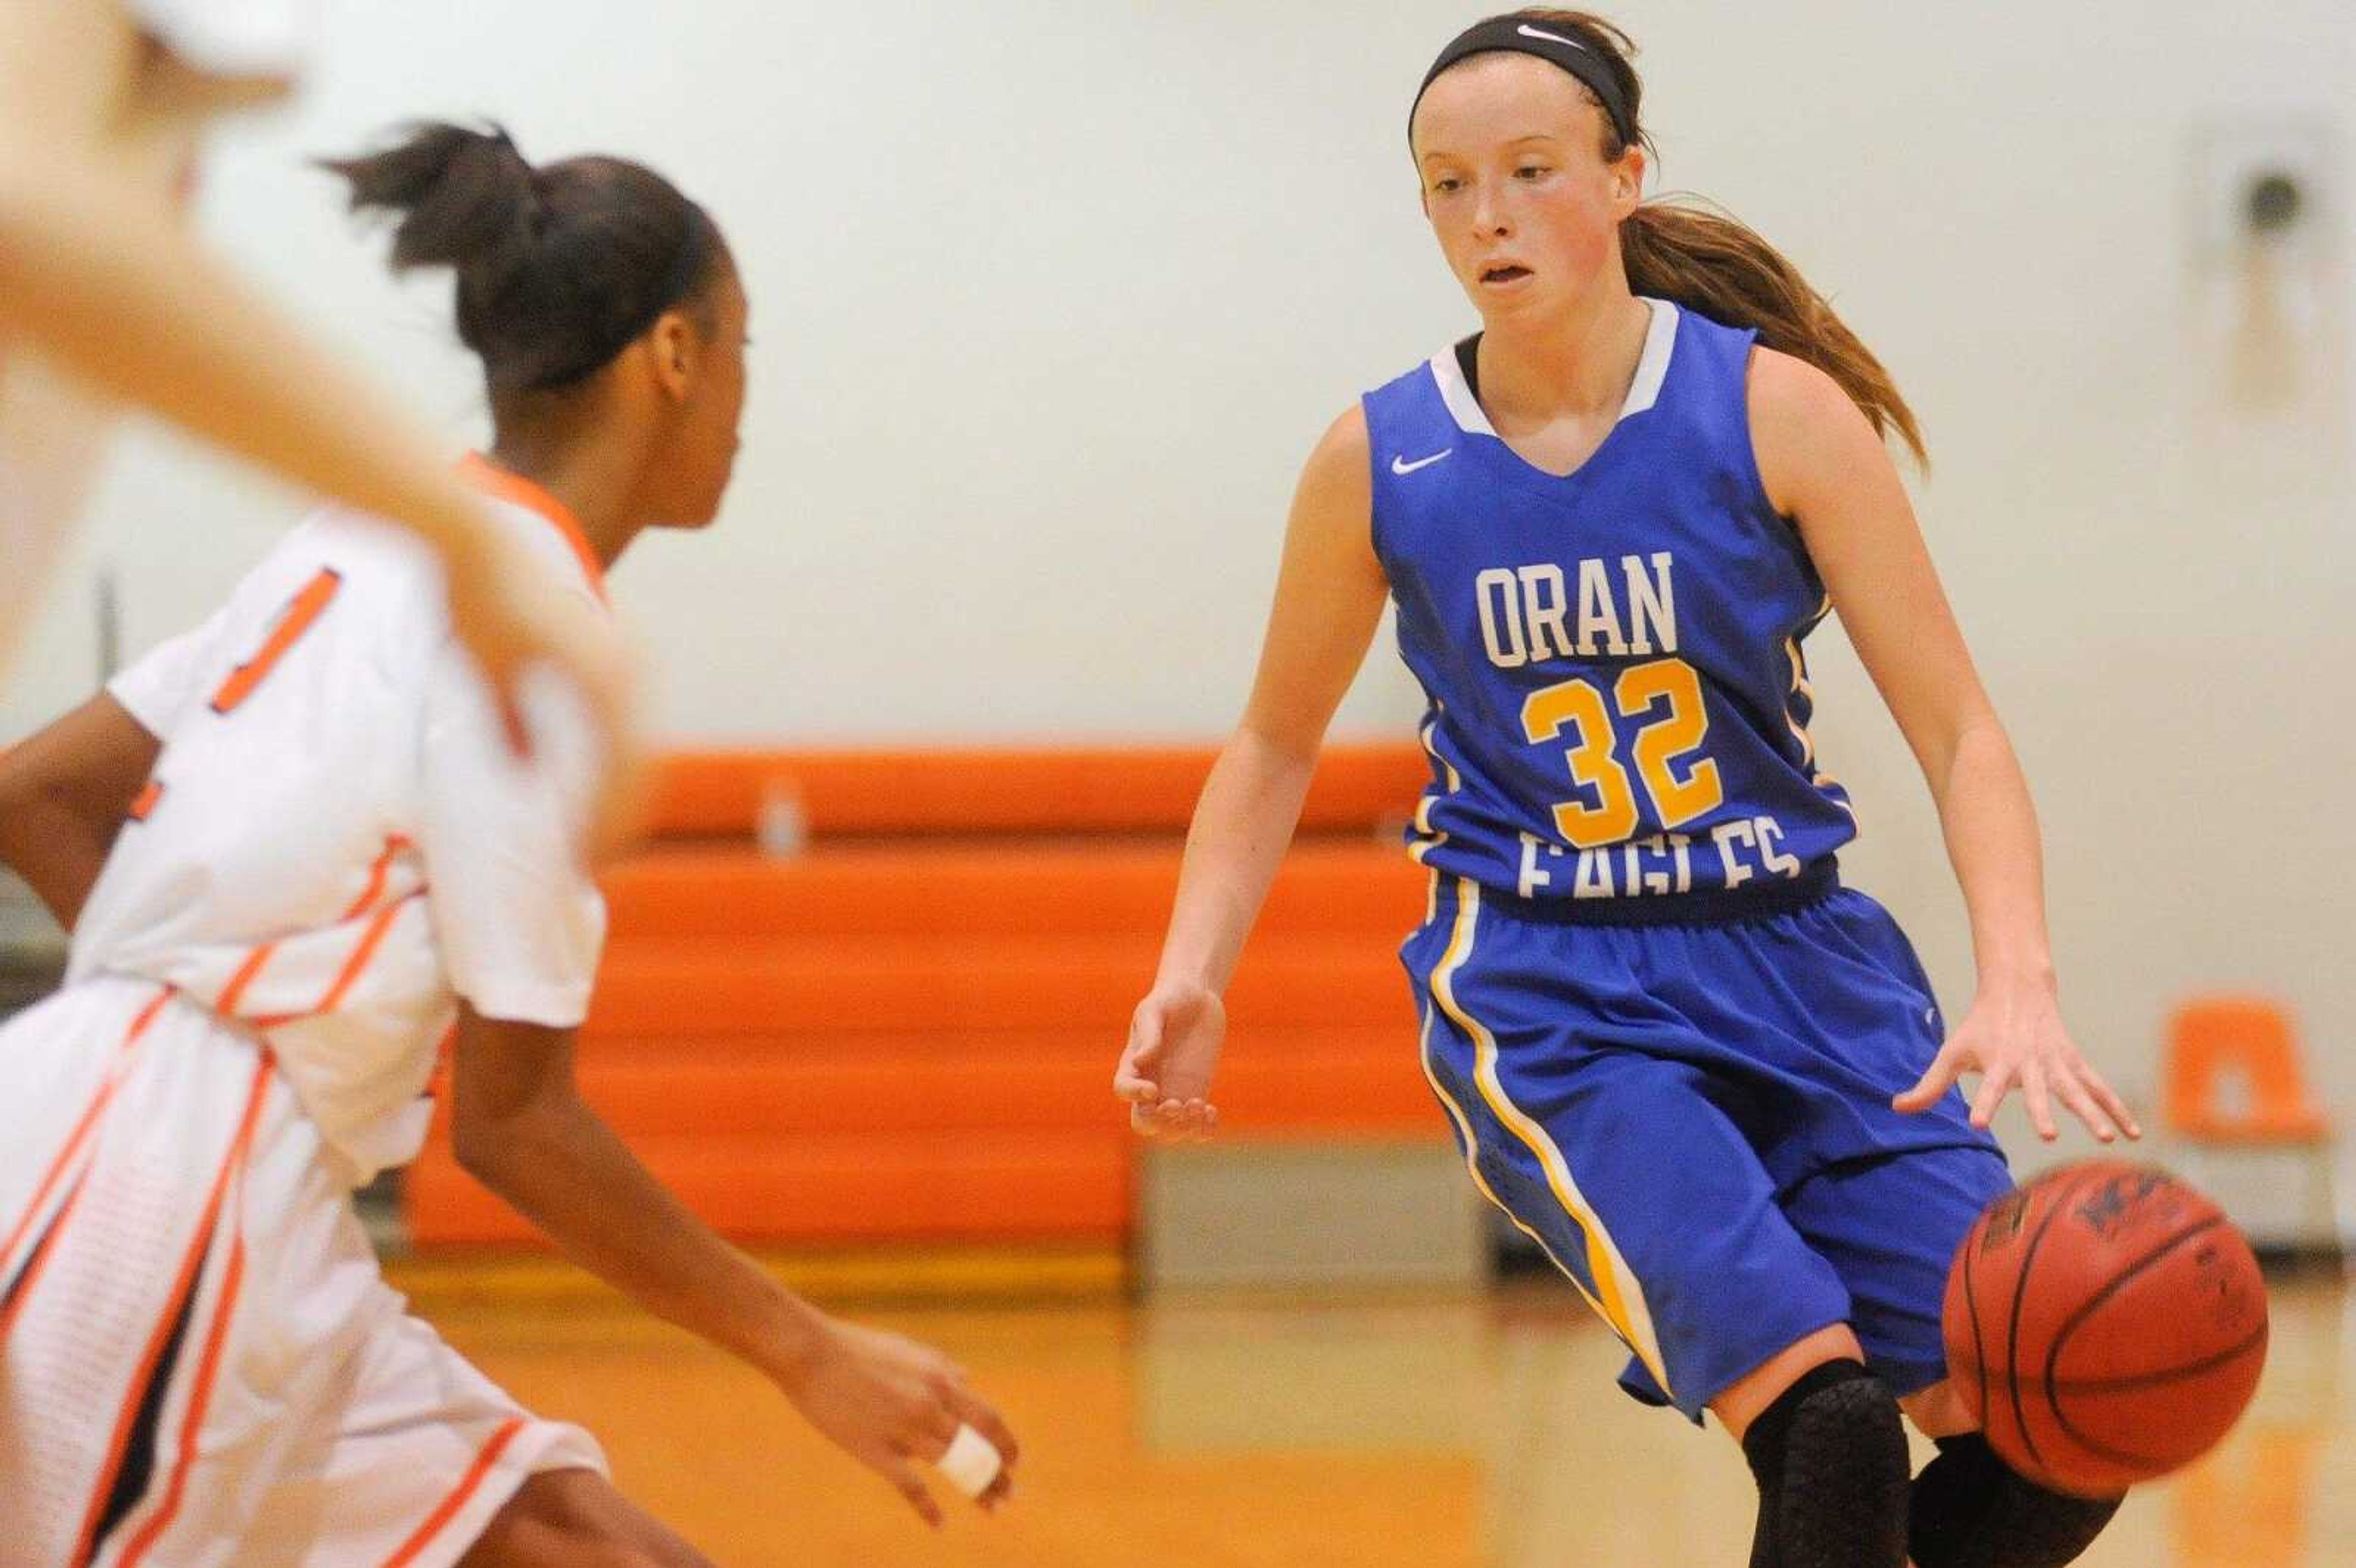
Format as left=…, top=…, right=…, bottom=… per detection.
left=381, top=1416, right=528, bottom=1567
left=71, top=1051, right=274, bottom=1566
left=113, top=1169, right=256, bottom=1567
left=0, top=988, right=172, bottom=1302
left=0, top=1174, right=91, bottom=1340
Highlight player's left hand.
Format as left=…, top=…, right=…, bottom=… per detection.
left=1892, top=977, right=2142, bottom=1143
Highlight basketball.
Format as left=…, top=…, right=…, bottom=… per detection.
left=1943, top=1160, right=2269, bottom=1497
left=4, top=3, right=2349, bottom=1559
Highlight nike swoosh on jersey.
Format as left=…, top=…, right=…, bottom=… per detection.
left=1392, top=450, right=1454, bottom=475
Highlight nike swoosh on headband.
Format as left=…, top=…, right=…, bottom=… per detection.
left=1517, top=25, right=1588, bottom=51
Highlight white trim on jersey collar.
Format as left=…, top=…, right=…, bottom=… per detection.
left=1429, top=341, right=1497, bottom=437
left=1622, top=296, right=1680, bottom=417
left=1426, top=296, right=1681, bottom=439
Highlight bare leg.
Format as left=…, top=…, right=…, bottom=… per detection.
left=1711, top=1323, right=1866, bottom=1442
left=459, top=1469, right=715, bottom=1568
left=1897, top=1379, right=1979, bottom=1568
left=1900, top=1376, right=1977, bottom=1439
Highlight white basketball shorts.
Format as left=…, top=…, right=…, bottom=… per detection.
left=0, top=978, right=604, bottom=1567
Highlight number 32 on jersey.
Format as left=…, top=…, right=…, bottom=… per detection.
left=1521, top=656, right=1721, bottom=848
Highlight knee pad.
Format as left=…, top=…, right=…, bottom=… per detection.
left=1909, top=1432, right=2123, bottom=1568
left=1741, top=1359, right=1910, bottom=1568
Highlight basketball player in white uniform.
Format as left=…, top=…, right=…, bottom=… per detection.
left=0, top=1, right=627, bottom=802
left=0, top=123, right=1016, bottom=1566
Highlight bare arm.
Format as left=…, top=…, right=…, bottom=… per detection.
left=1112, top=405, right=1391, bottom=1138
left=450, top=1007, right=1019, bottom=1526
left=1749, top=349, right=2136, bottom=1142
left=0, top=3, right=635, bottom=824
left=0, top=694, right=159, bottom=929
left=0, top=154, right=514, bottom=580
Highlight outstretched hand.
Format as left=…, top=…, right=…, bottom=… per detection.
left=1892, top=979, right=2141, bottom=1143
left=1113, top=981, right=1225, bottom=1141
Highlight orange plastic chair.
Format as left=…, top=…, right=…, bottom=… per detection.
left=2162, top=996, right=2330, bottom=1144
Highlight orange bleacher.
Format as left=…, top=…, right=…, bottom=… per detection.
left=632, top=744, right=1434, bottom=838
left=402, top=745, right=1443, bottom=1247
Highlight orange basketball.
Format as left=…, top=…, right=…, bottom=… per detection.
left=1942, top=1160, right=2268, bottom=1497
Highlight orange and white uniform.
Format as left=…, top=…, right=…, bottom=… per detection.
left=0, top=459, right=610, bottom=1568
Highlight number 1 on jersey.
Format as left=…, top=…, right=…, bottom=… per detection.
left=1520, top=656, right=1723, bottom=849
left=210, top=568, right=342, bottom=715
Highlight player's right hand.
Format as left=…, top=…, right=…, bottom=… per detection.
left=439, top=523, right=647, bottom=863
left=1114, top=981, right=1225, bottom=1141
left=778, top=1317, right=1020, bottom=1528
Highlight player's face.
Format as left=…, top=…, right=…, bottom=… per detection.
left=654, top=260, right=750, bottom=530
left=1411, top=55, right=1643, bottom=325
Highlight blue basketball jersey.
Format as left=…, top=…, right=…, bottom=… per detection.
left=1365, top=299, right=1857, bottom=912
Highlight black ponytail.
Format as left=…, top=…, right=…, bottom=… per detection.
left=320, top=121, right=726, bottom=396
left=320, top=121, right=538, bottom=277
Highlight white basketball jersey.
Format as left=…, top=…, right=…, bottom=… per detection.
left=66, top=459, right=610, bottom=1183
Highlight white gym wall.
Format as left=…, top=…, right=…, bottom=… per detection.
left=4, top=1, right=2350, bottom=1131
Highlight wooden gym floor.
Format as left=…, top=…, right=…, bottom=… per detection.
left=393, top=1257, right=2354, bottom=1567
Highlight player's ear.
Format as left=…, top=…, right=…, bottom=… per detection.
left=647, top=311, right=697, bottom=402
left=1611, top=144, right=1646, bottom=215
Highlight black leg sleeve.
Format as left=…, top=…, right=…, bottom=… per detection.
left=1909, top=1432, right=2124, bottom=1568
left=1741, top=1360, right=1911, bottom=1568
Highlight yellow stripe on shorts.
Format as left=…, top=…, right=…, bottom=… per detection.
left=1428, top=876, right=1673, bottom=1397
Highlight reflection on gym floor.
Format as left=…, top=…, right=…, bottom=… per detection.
left=414, top=1268, right=2353, bottom=1566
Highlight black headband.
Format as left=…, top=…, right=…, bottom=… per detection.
left=1409, top=17, right=1637, bottom=152
left=527, top=202, right=717, bottom=391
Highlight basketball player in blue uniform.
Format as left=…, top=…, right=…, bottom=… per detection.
left=1115, top=12, right=2138, bottom=1566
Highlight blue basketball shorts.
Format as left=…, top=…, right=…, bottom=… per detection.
left=1401, top=872, right=2011, bottom=1423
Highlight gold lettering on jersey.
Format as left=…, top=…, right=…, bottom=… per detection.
left=1477, top=552, right=1676, bottom=668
